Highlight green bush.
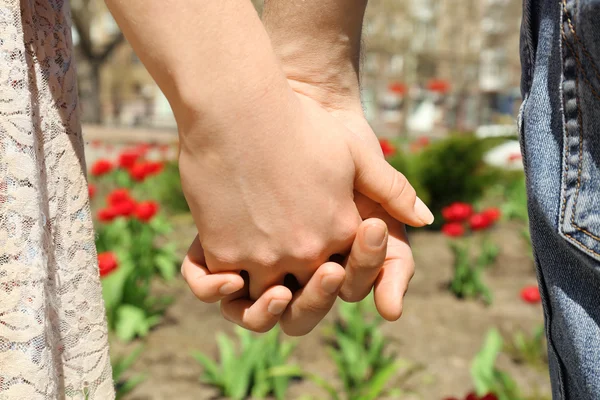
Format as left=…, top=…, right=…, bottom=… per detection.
left=388, top=134, right=507, bottom=228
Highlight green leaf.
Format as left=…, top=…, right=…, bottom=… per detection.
left=115, top=374, right=146, bottom=400
left=250, top=363, right=270, bottom=399
left=115, top=305, right=149, bottom=342
left=154, top=254, right=177, bottom=281
left=101, top=259, right=134, bottom=312
left=216, top=333, right=236, bottom=391
left=471, top=329, right=503, bottom=394
left=112, top=345, right=144, bottom=381
left=192, top=351, right=221, bottom=384
left=361, top=361, right=402, bottom=400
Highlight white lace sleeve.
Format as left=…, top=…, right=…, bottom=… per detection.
left=0, top=1, right=114, bottom=398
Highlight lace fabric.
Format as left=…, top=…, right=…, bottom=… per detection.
left=0, top=1, right=114, bottom=398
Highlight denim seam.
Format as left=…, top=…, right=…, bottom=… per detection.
left=522, top=0, right=536, bottom=94
left=562, top=33, right=600, bottom=102
left=562, top=1, right=600, bottom=84
left=560, top=0, right=600, bottom=253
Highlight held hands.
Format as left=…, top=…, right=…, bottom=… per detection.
left=179, top=87, right=433, bottom=335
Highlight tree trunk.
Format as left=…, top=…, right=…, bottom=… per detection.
left=89, top=62, right=103, bottom=124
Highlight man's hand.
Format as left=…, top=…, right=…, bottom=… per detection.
left=262, top=0, right=424, bottom=322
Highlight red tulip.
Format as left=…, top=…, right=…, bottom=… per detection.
left=98, top=207, right=117, bottom=222
left=379, top=139, right=396, bottom=157
left=118, top=149, right=139, bottom=169
left=112, top=199, right=137, bottom=217
left=469, top=213, right=492, bottom=231
left=107, top=188, right=131, bottom=206
left=88, top=184, right=96, bottom=199
left=129, top=163, right=148, bottom=182
left=521, top=285, right=541, bottom=304
left=465, top=393, right=479, bottom=400
left=145, top=161, right=164, bottom=175
left=98, top=252, right=118, bottom=277
left=482, top=207, right=501, bottom=223
left=91, top=159, right=113, bottom=176
left=135, top=201, right=159, bottom=222
left=442, top=222, right=465, bottom=237
left=442, top=202, right=473, bottom=222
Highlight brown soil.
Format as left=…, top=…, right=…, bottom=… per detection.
left=110, top=218, right=551, bottom=400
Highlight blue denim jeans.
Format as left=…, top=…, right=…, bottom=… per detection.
left=520, top=0, right=600, bottom=398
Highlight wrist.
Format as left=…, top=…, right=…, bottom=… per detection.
left=262, top=0, right=367, bottom=113
left=175, top=73, right=300, bottom=155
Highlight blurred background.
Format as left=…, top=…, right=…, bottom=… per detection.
left=72, top=0, right=521, bottom=135
left=77, top=1, right=551, bottom=399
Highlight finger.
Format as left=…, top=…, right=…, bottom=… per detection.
left=248, top=268, right=286, bottom=302
left=181, top=255, right=245, bottom=303
left=220, top=284, right=293, bottom=333
left=280, top=262, right=346, bottom=336
left=349, top=139, right=434, bottom=227
left=373, top=221, right=415, bottom=321
left=182, top=235, right=245, bottom=303
left=339, top=218, right=388, bottom=303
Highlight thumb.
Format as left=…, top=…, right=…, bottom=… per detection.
left=349, top=139, right=434, bottom=227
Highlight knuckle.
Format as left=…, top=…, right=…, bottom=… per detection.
left=336, top=217, right=360, bottom=243
left=386, top=172, right=416, bottom=206
left=348, top=252, right=381, bottom=270
left=385, top=172, right=406, bottom=201
left=209, top=248, right=243, bottom=267
left=290, top=237, right=325, bottom=264
left=248, top=245, right=280, bottom=268
left=302, top=298, right=332, bottom=315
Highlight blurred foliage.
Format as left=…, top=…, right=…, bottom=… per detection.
left=140, top=161, right=190, bottom=214
left=499, top=174, right=528, bottom=223
left=193, top=327, right=298, bottom=400
left=471, top=329, right=551, bottom=400
left=98, top=216, right=178, bottom=342
left=471, top=329, right=521, bottom=400
left=449, top=237, right=498, bottom=305
left=388, top=134, right=510, bottom=228
left=112, top=345, right=146, bottom=399
left=504, top=325, right=548, bottom=372
left=309, top=298, right=421, bottom=400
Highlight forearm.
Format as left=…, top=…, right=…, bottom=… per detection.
left=262, top=0, right=368, bottom=111
left=105, top=0, right=292, bottom=140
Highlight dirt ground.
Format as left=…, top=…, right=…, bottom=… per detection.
left=109, top=216, right=550, bottom=400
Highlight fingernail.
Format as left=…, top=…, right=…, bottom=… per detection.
left=414, top=197, right=434, bottom=225
left=321, top=274, right=344, bottom=294
left=219, top=282, right=238, bottom=295
left=364, top=224, right=387, bottom=248
left=268, top=299, right=288, bottom=315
